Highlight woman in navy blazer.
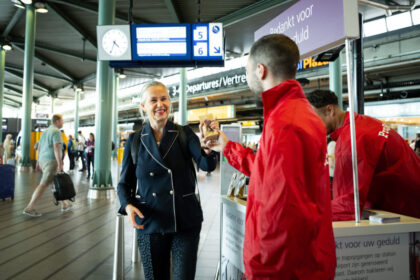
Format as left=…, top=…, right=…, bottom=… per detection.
left=117, top=81, right=217, bottom=280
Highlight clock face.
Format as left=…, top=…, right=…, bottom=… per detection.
left=102, top=29, right=128, bottom=56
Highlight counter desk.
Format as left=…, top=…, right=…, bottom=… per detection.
left=220, top=195, right=420, bottom=280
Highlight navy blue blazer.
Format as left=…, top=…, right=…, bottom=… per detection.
left=117, top=120, right=217, bottom=234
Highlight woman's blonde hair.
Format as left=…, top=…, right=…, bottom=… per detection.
left=139, top=81, right=171, bottom=121
left=3, top=134, right=12, bottom=149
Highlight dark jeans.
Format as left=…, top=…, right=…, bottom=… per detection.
left=69, top=153, right=75, bottom=170
left=86, top=154, right=94, bottom=176
left=79, top=151, right=86, bottom=170
left=137, top=226, right=201, bottom=280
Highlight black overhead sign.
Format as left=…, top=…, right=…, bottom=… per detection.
left=168, top=68, right=247, bottom=98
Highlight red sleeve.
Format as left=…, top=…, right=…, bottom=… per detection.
left=223, top=141, right=256, bottom=177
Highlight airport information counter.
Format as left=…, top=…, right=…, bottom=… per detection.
left=220, top=195, right=420, bottom=280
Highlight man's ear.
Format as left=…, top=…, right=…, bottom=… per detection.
left=327, top=104, right=336, bottom=116
left=256, top=63, right=267, bottom=80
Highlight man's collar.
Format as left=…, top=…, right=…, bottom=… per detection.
left=261, top=79, right=303, bottom=116
left=330, top=112, right=359, bottom=141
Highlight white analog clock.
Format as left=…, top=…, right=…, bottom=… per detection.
left=101, top=29, right=129, bottom=56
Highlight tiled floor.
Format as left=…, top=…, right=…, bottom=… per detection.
left=0, top=159, right=220, bottom=280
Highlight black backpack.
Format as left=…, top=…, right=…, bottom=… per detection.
left=130, top=124, right=197, bottom=185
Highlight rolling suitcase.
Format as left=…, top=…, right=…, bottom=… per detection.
left=0, top=164, right=15, bottom=200
left=52, top=172, right=76, bottom=205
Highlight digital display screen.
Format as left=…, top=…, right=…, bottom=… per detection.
left=131, top=24, right=191, bottom=60
left=2, top=125, right=7, bottom=131
left=192, top=23, right=224, bottom=60
left=36, top=120, right=49, bottom=125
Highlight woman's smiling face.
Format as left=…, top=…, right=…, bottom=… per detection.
left=141, top=85, right=171, bottom=123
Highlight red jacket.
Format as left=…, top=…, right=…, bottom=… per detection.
left=330, top=112, right=420, bottom=221
left=223, top=80, right=336, bottom=279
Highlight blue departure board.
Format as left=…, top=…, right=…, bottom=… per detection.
left=108, top=23, right=224, bottom=68
left=131, top=24, right=192, bottom=60
left=192, top=23, right=224, bottom=60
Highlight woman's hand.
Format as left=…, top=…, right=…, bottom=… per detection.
left=125, top=204, right=145, bottom=230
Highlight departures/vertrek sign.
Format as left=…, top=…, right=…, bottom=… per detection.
left=168, top=69, right=247, bottom=98
left=255, top=0, right=359, bottom=59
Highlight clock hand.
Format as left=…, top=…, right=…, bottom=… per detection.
left=110, top=41, right=116, bottom=54
left=114, top=41, right=120, bottom=48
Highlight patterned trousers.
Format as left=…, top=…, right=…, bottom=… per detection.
left=137, top=226, right=201, bottom=280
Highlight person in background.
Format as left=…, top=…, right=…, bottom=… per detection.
left=0, top=143, right=4, bottom=164
left=67, top=135, right=76, bottom=172
left=120, top=139, right=127, bottom=148
left=77, top=131, right=86, bottom=172
left=415, top=133, right=420, bottom=156
left=61, top=142, right=66, bottom=160
left=117, top=81, right=217, bottom=280
left=327, top=137, right=336, bottom=181
left=204, top=34, right=336, bottom=279
left=2, top=134, right=14, bottom=164
left=23, top=114, right=72, bottom=217
left=306, top=89, right=420, bottom=220
left=85, top=133, right=95, bottom=179
left=410, top=139, right=416, bottom=150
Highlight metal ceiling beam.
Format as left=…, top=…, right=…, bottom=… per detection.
left=216, top=0, right=294, bottom=27
left=12, top=43, right=75, bottom=81
left=5, top=82, right=46, bottom=96
left=163, top=0, right=181, bottom=23
left=5, top=64, right=73, bottom=82
left=358, top=0, right=416, bottom=11
left=4, top=81, right=22, bottom=88
left=123, top=69, right=160, bottom=78
left=3, top=96, right=22, bottom=106
left=4, top=84, right=23, bottom=95
left=49, top=83, right=73, bottom=96
left=4, top=85, right=42, bottom=99
left=1, top=9, right=24, bottom=37
left=76, top=72, right=96, bottom=84
left=4, top=82, right=46, bottom=96
left=4, top=92, right=22, bottom=99
left=51, top=71, right=97, bottom=97
left=47, top=0, right=152, bottom=24
left=10, top=36, right=96, bottom=62
left=48, top=71, right=95, bottom=97
left=3, top=100, right=20, bottom=108
left=47, top=2, right=97, bottom=48
left=5, top=68, right=50, bottom=92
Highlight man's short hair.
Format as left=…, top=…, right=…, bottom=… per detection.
left=306, top=90, right=339, bottom=108
left=249, top=34, right=300, bottom=79
left=52, top=114, right=62, bottom=123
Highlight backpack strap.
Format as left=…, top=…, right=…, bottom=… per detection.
left=175, top=124, right=199, bottom=200
left=131, top=128, right=143, bottom=165
left=175, top=125, right=190, bottom=160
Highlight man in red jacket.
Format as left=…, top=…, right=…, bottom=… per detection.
left=205, top=35, right=336, bottom=279
left=306, top=89, right=420, bottom=221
